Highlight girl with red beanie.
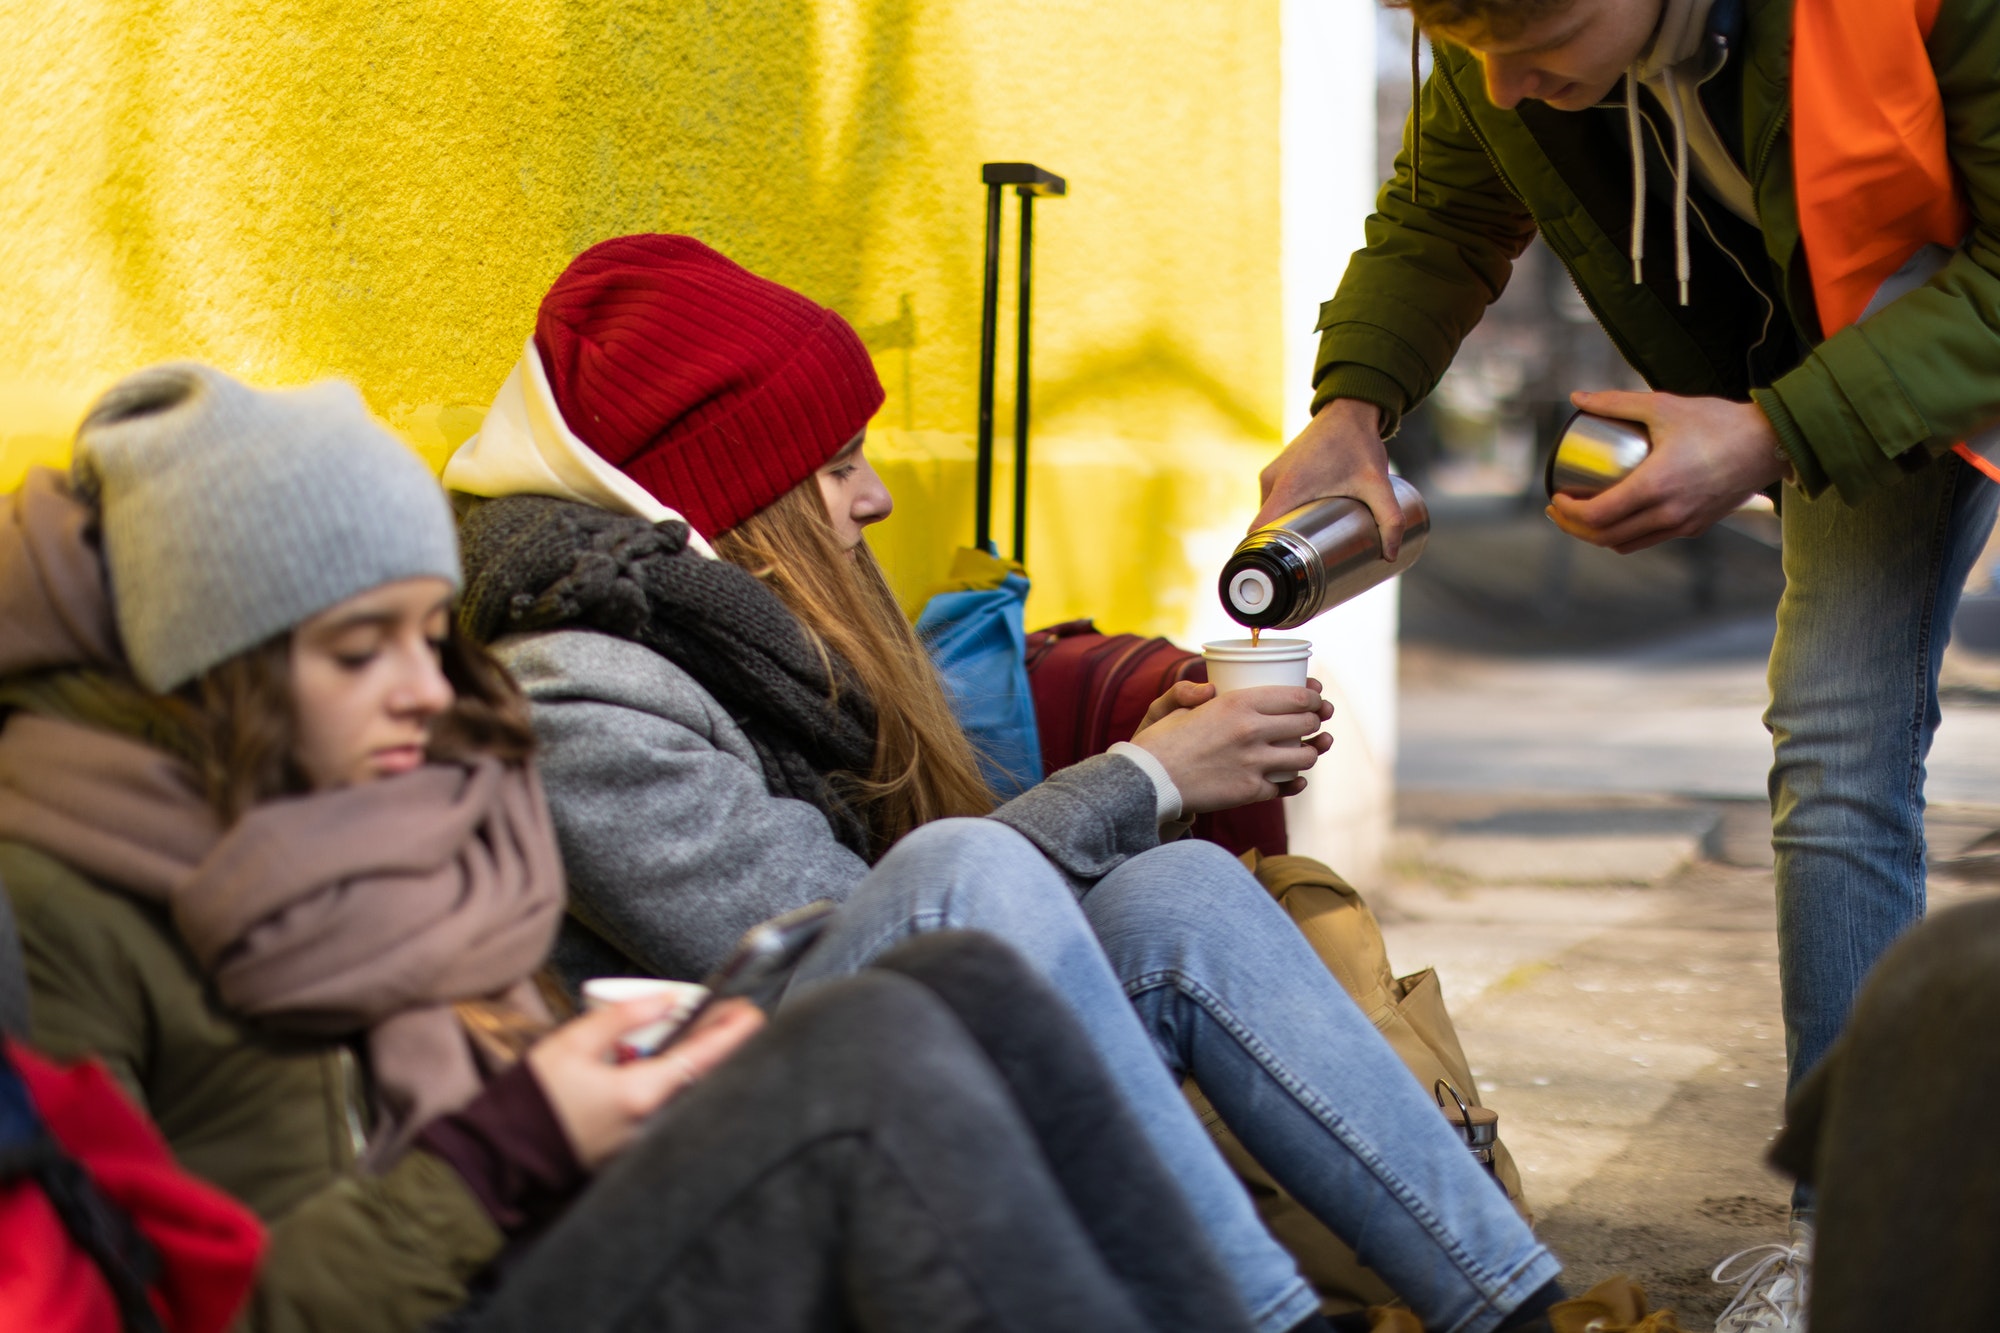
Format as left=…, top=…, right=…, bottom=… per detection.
left=0, top=363, right=1262, bottom=1333
left=449, top=234, right=1569, bottom=1333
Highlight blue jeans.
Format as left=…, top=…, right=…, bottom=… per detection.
left=1769, top=453, right=1999, bottom=1095
left=787, top=819, right=1559, bottom=1333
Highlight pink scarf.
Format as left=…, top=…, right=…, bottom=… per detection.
left=0, top=714, right=566, bottom=1168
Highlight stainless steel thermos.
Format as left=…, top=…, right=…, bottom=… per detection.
left=1545, top=410, right=1651, bottom=499
left=1219, top=475, right=1431, bottom=630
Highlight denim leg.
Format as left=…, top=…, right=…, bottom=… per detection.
left=1768, top=456, right=1999, bottom=1094
left=784, top=818, right=1319, bottom=1333
left=1077, top=839, right=1560, bottom=1333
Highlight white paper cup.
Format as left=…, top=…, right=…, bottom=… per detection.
left=1201, top=638, right=1312, bottom=693
left=1201, top=638, right=1315, bottom=781
left=580, top=977, right=709, bottom=1061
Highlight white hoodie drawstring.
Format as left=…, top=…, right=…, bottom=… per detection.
left=1625, top=65, right=1694, bottom=307
left=1625, top=75, right=1646, bottom=285
left=1661, top=71, right=1692, bottom=306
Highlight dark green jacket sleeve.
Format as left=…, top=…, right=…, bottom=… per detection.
left=1311, top=67, right=1539, bottom=432
left=244, top=1151, right=503, bottom=1333
left=5, top=846, right=505, bottom=1333
left=1753, top=0, right=2000, bottom=504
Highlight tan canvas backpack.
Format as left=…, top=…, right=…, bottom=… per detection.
left=1183, top=851, right=1531, bottom=1315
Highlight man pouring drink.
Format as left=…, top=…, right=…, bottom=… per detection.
left=1252, top=0, right=2000, bottom=1326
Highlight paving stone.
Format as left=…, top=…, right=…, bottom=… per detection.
left=1424, top=806, right=1723, bottom=885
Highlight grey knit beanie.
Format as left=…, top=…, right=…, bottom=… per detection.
left=72, top=363, right=461, bottom=692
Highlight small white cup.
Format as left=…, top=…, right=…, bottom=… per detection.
left=1201, top=637, right=1312, bottom=692
left=580, top=977, right=709, bottom=1061
left=1201, top=638, right=1315, bottom=782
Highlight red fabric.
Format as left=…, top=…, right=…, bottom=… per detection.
left=415, top=1058, right=583, bottom=1239
left=2, top=1040, right=263, bottom=1333
left=1024, top=621, right=1289, bottom=859
left=535, top=234, right=886, bottom=539
left=1, top=1170, right=118, bottom=1333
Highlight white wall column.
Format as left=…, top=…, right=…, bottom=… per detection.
left=1279, top=0, right=1393, bottom=882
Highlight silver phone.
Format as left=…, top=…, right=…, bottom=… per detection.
left=626, top=899, right=837, bottom=1058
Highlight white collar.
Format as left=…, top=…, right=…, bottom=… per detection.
left=441, top=338, right=716, bottom=559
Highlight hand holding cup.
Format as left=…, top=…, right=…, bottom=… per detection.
left=1131, top=639, right=1331, bottom=814
left=580, top=977, right=710, bottom=1062
left=527, top=992, right=764, bottom=1170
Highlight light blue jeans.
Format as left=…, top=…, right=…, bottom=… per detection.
left=1769, top=453, right=1999, bottom=1098
left=787, top=819, right=1559, bottom=1333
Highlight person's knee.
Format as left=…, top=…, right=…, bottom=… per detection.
left=875, top=818, right=1077, bottom=927
left=1092, top=840, right=1267, bottom=927
left=1149, top=837, right=1251, bottom=881
left=1082, top=841, right=1310, bottom=984
left=881, top=816, right=1034, bottom=873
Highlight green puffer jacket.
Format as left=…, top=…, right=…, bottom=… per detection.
left=1314, top=0, right=2000, bottom=505
left=0, top=679, right=503, bottom=1333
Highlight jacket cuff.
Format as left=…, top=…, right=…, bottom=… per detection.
left=1310, top=364, right=1407, bottom=434
left=416, top=1060, right=586, bottom=1238
left=1106, top=741, right=1183, bottom=824
left=989, top=751, right=1161, bottom=885
left=1749, top=389, right=1829, bottom=498
left=1759, top=344, right=1917, bottom=505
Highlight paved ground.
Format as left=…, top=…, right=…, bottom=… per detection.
left=1374, top=497, right=2000, bottom=1323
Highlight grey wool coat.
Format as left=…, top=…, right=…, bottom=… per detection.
left=497, top=628, right=1167, bottom=984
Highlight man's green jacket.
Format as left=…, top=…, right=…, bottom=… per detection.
left=1314, top=0, right=2000, bottom=504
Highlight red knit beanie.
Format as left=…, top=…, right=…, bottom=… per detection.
left=535, top=234, right=885, bottom=538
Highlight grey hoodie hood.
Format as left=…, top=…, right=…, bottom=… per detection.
left=1632, top=0, right=1714, bottom=80
left=1625, top=0, right=1756, bottom=304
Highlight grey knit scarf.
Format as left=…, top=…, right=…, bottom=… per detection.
left=457, top=495, right=876, bottom=856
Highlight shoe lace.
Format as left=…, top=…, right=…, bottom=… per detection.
left=1711, top=1238, right=1809, bottom=1330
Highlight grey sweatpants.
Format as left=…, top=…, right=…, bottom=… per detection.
left=470, top=933, right=1250, bottom=1333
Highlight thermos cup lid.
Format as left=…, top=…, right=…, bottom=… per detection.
left=1227, top=567, right=1277, bottom=616
left=1219, top=477, right=1431, bottom=632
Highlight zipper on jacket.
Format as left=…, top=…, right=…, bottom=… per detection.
left=1749, top=103, right=1789, bottom=190
left=1433, top=62, right=1531, bottom=214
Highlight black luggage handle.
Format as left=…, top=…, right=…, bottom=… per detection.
left=976, top=162, right=1066, bottom=561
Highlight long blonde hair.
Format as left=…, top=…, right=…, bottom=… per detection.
left=713, top=481, right=995, bottom=854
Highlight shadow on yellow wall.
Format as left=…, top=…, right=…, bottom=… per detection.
left=0, top=0, right=1283, bottom=640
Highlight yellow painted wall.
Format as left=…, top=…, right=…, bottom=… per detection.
left=0, top=0, right=1283, bottom=638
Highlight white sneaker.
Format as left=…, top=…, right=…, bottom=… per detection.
left=1710, top=1220, right=1812, bottom=1332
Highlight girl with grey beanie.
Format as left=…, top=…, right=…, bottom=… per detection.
left=0, top=363, right=1252, bottom=1333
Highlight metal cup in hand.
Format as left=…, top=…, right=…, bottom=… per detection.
left=1545, top=410, right=1650, bottom=500
left=1544, top=408, right=1781, bottom=541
